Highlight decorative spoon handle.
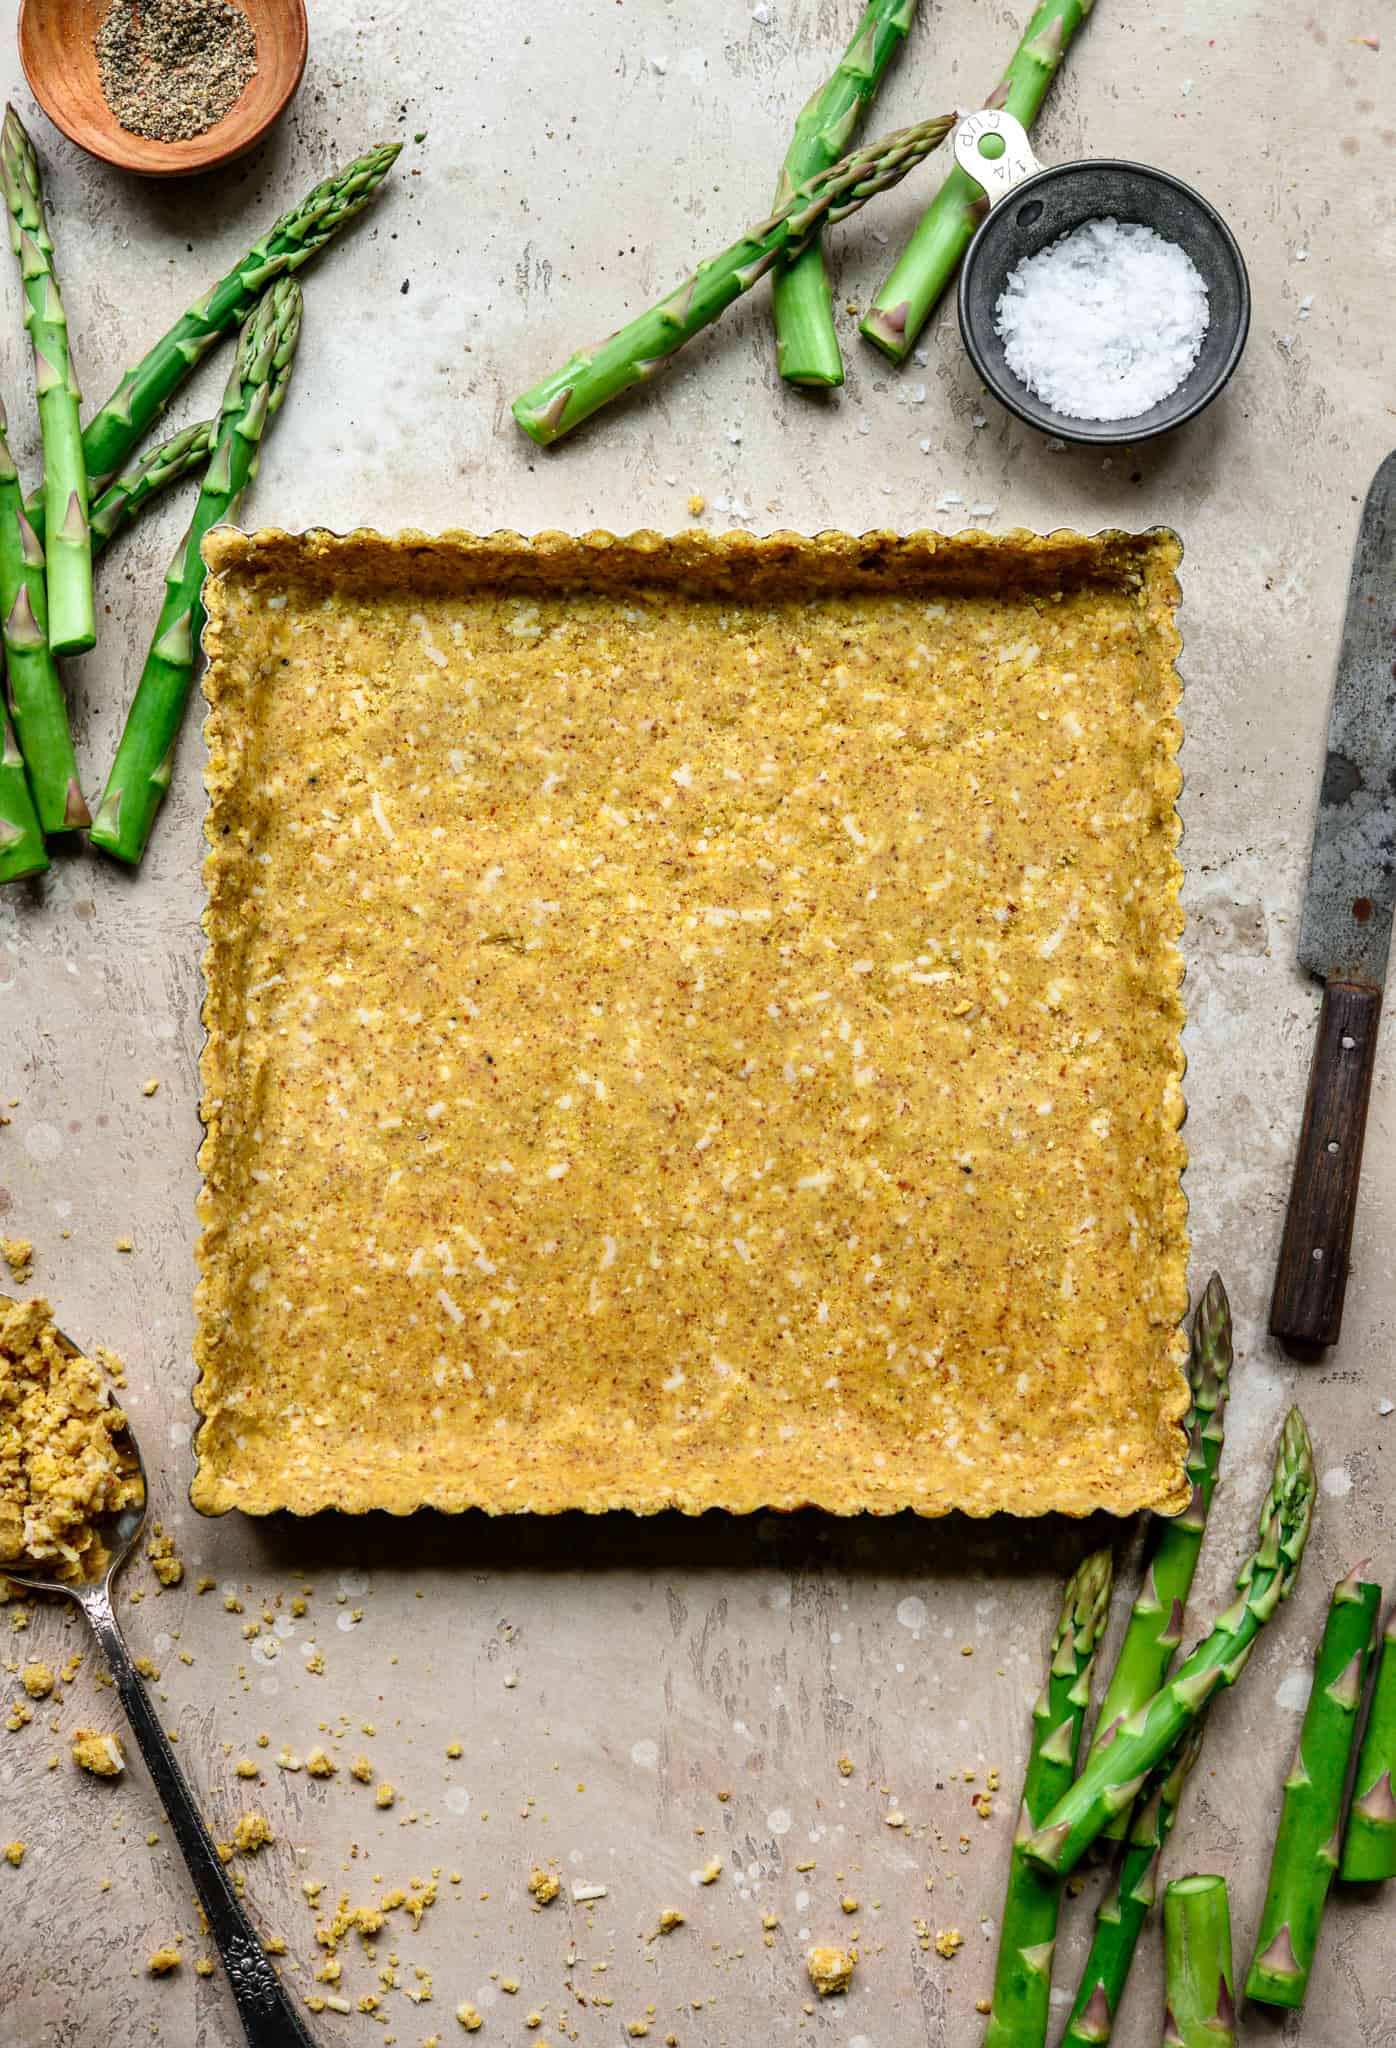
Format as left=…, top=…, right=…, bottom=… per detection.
left=82, top=1583, right=320, bottom=2047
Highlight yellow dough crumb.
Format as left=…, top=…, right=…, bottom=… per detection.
left=656, top=1908, right=685, bottom=1934
left=147, top=1947, right=181, bottom=1976
left=836, top=1755, right=854, bottom=1778
left=374, top=1782, right=396, bottom=1809
left=350, top=1753, right=373, bottom=1783
left=142, top=1079, right=160, bottom=1097
left=935, top=1928, right=963, bottom=1958
left=806, top=1946, right=855, bottom=1996
left=195, top=1958, right=215, bottom=1977
left=686, top=493, right=705, bottom=517
left=698, top=1857, right=721, bottom=1885
left=20, top=1660, right=52, bottom=1699
left=3, top=1841, right=23, bottom=1866
left=114, top=1238, right=133, bottom=1255
left=1, top=1241, right=33, bottom=1286
left=5, top=1701, right=32, bottom=1732
left=0, top=1298, right=141, bottom=1583
left=71, top=1728, right=124, bottom=1777
left=446, top=1740, right=463, bottom=1759
left=526, top=1867, right=559, bottom=1905
left=456, top=2006, right=483, bottom=2032
left=306, top=1747, right=337, bottom=1778
left=840, top=1896, right=859, bottom=1915
left=232, top=1811, right=274, bottom=1854
left=146, top=1526, right=184, bottom=1587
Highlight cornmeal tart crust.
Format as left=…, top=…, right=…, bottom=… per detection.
left=194, top=526, right=1188, bottom=1520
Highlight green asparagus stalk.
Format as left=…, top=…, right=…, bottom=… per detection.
left=1025, top=1409, right=1315, bottom=1880
left=90, top=280, right=302, bottom=867
left=1058, top=1724, right=1205, bottom=2048
left=75, top=144, right=398, bottom=497
left=0, top=107, right=93, bottom=657
left=861, top=0, right=1094, bottom=365
left=982, top=1547, right=1113, bottom=2048
left=0, top=394, right=87, bottom=831
left=513, top=111, right=956, bottom=447
left=1162, top=1875, right=1235, bottom=2048
left=0, top=690, right=48, bottom=883
left=1245, top=1560, right=1381, bottom=2008
left=88, top=419, right=217, bottom=552
left=769, top=0, right=918, bottom=387
left=1340, top=1603, right=1396, bottom=1881
left=1088, top=1275, right=1232, bottom=1844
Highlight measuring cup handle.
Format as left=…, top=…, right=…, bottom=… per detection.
left=84, top=1586, right=322, bottom=2048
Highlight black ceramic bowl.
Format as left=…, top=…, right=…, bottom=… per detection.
left=958, top=159, right=1250, bottom=447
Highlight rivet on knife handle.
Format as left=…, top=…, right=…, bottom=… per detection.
left=1270, top=981, right=1382, bottom=1348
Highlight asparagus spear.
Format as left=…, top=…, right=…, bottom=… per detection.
left=1162, top=1875, right=1235, bottom=2048
left=1087, top=1275, right=1232, bottom=1843
left=89, top=420, right=217, bottom=552
left=90, top=280, right=302, bottom=867
left=1340, top=1603, right=1396, bottom=1881
left=513, top=111, right=956, bottom=447
left=861, top=0, right=1094, bottom=365
left=0, top=394, right=87, bottom=831
left=1024, top=1409, right=1315, bottom=1880
left=982, top=1548, right=1113, bottom=2048
left=0, top=691, right=48, bottom=883
left=0, top=107, right=93, bottom=657
left=75, top=144, right=398, bottom=496
left=1058, top=1724, right=1205, bottom=2048
left=769, top=0, right=918, bottom=387
left=1245, top=1561, right=1381, bottom=2008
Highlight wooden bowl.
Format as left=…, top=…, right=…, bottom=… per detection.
left=17, top=0, right=307, bottom=177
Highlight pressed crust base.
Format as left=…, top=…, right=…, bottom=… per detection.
left=193, top=526, right=1188, bottom=1520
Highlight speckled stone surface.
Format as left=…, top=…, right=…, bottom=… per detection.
left=1, top=2, right=1393, bottom=2043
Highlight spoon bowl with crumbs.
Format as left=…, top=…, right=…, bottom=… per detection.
left=1, top=1296, right=318, bottom=2045
left=19, top=0, right=307, bottom=178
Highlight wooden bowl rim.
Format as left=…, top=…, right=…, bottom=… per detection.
left=16, top=0, right=309, bottom=178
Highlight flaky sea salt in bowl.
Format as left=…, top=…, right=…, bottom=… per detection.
left=958, top=158, right=1249, bottom=448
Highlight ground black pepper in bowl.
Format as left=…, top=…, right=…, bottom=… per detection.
left=95, top=0, right=258, bottom=144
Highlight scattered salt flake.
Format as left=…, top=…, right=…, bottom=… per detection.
left=650, top=53, right=667, bottom=72
left=572, top=1882, right=609, bottom=1902
left=1179, top=77, right=1193, bottom=95
left=855, top=416, right=871, bottom=436
left=1295, top=247, right=1309, bottom=262
left=918, top=438, right=931, bottom=454
left=912, top=348, right=929, bottom=368
left=995, top=216, right=1209, bottom=421
left=1298, top=295, right=1313, bottom=319
left=1379, top=1398, right=1394, bottom=1416
left=935, top=492, right=963, bottom=512
left=969, top=503, right=998, bottom=522
left=971, top=412, right=987, bottom=427
left=727, top=424, right=742, bottom=444
left=751, top=2, right=770, bottom=20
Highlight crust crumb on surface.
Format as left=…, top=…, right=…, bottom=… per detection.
left=146, top=1525, right=184, bottom=1586
left=231, top=1810, right=274, bottom=1853
left=20, top=1660, right=52, bottom=1699
left=806, top=1945, right=855, bottom=1995
left=526, top=1866, right=559, bottom=1905
left=147, top=1946, right=181, bottom=1976
left=194, top=527, right=1189, bottom=1520
left=72, top=1728, right=125, bottom=1777
left=0, top=1297, right=141, bottom=1580
left=1, top=1241, right=33, bottom=1286
left=3, top=1840, right=23, bottom=1866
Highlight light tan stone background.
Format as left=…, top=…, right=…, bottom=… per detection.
left=2, top=0, right=1394, bottom=2041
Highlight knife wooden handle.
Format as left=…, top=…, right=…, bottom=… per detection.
left=1271, top=980, right=1383, bottom=1349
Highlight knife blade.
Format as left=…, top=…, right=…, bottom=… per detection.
left=1271, top=450, right=1396, bottom=1348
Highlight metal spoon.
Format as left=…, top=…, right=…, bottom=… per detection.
left=3, top=1311, right=319, bottom=2047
